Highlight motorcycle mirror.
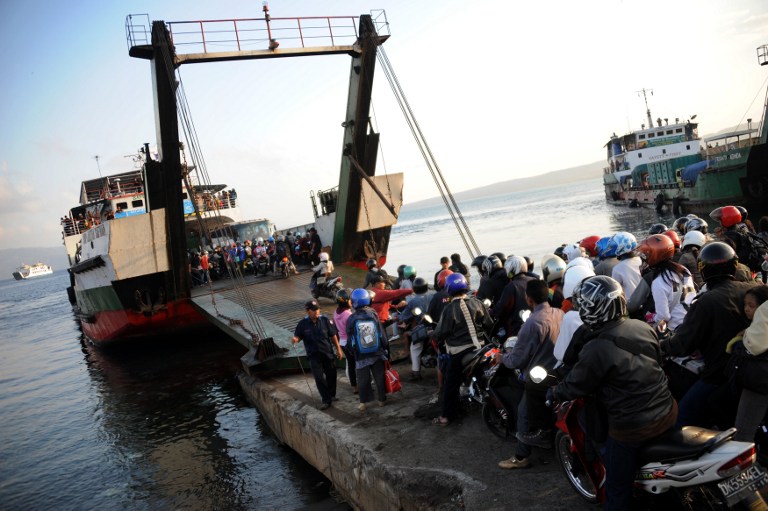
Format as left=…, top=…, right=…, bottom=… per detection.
left=503, top=337, right=517, bottom=350
left=519, top=309, right=531, bottom=323
left=413, top=307, right=422, bottom=316
left=529, top=365, right=548, bottom=384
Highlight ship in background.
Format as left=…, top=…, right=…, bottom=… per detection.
left=603, top=45, right=768, bottom=217
left=12, top=262, right=53, bottom=280
left=63, top=9, right=401, bottom=345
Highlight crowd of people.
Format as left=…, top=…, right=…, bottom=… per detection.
left=290, top=204, right=768, bottom=510
left=187, top=227, right=324, bottom=285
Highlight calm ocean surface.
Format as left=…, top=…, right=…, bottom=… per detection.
left=0, top=177, right=674, bottom=510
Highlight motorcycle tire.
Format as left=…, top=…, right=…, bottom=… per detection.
left=481, top=401, right=515, bottom=441
left=555, top=430, right=598, bottom=504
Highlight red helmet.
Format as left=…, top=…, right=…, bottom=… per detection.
left=637, top=234, right=675, bottom=267
left=720, top=205, right=742, bottom=228
left=663, top=229, right=681, bottom=248
left=579, top=235, right=601, bottom=257
left=436, top=269, right=454, bottom=290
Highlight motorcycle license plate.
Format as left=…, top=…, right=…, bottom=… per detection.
left=717, top=464, right=768, bottom=507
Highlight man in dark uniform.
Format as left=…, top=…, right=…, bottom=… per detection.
left=292, top=300, right=344, bottom=410
left=309, top=227, right=322, bottom=265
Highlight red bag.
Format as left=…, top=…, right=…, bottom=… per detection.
left=384, top=361, right=402, bottom=394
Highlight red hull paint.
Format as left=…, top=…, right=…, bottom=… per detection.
left=81, top=299, right=207, bottom=344
left=345, top=256, right=387, bottom=271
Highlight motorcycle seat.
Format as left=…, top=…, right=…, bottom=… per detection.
left=461, top=349, right=480, bottom=367
left=638, top=426, right=736, bottom=464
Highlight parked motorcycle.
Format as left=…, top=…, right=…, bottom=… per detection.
left=529, top=365, right=768, bottom=509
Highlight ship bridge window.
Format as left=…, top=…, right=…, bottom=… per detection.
left=648, top=133, right=655, bottom=138
left=657, top=131, right=664, bottom=137
left=117, top=202, right=128, bottom=210
left=666, top=130, right=673, bottom=135
left=639, top=134, right=646, bottom=140
left=132, top=199, right=144, bottom=208
left=675, top=128, right=683, bottom=133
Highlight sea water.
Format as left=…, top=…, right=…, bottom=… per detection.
left=0, top=177, right=674, bottom=510
left=388, top=177, right=674, bottom=281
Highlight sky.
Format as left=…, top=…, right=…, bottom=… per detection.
left=1, top=0, right=767, bottom=250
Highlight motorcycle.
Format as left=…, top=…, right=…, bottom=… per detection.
left=481, top=337, right=522, bottom=441
left=529, top=365, right=768, bottom=509
left=255, top=255, right=269, bottom=276
left=276, top=256, right=291, bottom=279
left=311, top=273, right=343, bottom=300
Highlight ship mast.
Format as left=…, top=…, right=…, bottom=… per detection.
left=638, top=88, right=654, bottom=129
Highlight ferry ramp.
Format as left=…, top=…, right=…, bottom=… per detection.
left=190, top=265, right=372, bottom=373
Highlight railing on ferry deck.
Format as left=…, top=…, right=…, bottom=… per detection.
left=125, top=11, right=390, bottom=55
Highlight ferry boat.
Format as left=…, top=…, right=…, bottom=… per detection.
left=61, top=144, right=241, bottom=344
left=603, top=48, right=768, bottom=216
left=12, top=262, right=53, bottom=280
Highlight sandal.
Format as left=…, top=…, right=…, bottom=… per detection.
left=431, top=417, right=450, bottom=426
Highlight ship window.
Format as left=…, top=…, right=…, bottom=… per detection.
left=639, top=134, right=646, bottom=140
left=182, top=192, right=188, bottom=200
left=686, top=145, right=691, bottom=150
left=675, top=128, right=683, bottom=133
left=666, top=130, right=673, bottom=135
left=117, top=202, right=128, bottom=210
left=663, top=149, right=667, bottom=154
left=648, top=133, right=655, bottom=138
left=638, top=152, right=643, bottom=158
left=132, top=199, right=144, bottom=208
left=657, top=131, right=664, bottom=137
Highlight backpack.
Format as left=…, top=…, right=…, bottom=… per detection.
left=726, top=229, right=768, bottom=272
left=353, top=317, right=382, bottom=355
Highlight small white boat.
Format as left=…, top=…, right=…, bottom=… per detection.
left=12, top=262, right=53, bottom=280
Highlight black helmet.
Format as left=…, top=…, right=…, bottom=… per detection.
left=674, top=217, right=690, bottom=235
left=471, top=255, right=488, bottom=275
left=554, top=244, right=566, bottom=259
left=413, top=277, right=428, bottom=294
left=648, top=223, right=668, bottom=235
left=335, top=288, right=352, bottom=307
left=577, top=276, right=627, bottom=328
left=482, top=255, right=503, bottom=276
left=698, top=242, right=738, bottom=283
left=524, top=256, right=534, bottom=272
left=737, top=206, right=749, bottom=221
left=685, top=217, right=708, bottom=235
left=366, top=258, right=377, bottom=270
left=397, top=264, right=406, bottom=278
left=490, top=252, right=507, bottom=265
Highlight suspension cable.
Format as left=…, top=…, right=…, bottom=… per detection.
left=155, top=28, right=270, bottom=343
left=374, top=42, right=481, bottom=259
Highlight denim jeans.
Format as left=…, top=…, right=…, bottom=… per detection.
left=604, top=436, right=642, bottom=511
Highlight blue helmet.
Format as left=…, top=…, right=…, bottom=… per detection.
left=350, top=288, right=371, bottom=308
left=445, top=273, right=469, bottom=296
left=611, top=232, right=637, bottom=257
left=268, top=236, right=275, bottom=243
left=596, top=236, right=618, bottom=258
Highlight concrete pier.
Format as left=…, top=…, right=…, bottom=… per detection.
left=239, top=365, right=593, bottom=511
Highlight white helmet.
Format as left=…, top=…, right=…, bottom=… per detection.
left=682, top=230, right=706, bottom=250
left=319, top=252, right=329, bottom=262
left=257, top=237, right=264, bottom=245
left=562, top=243, right=585, bottom=262
left=565, top=257, right=593, bottom=272
left=504, top=255, right=528, bottom=278
left=562, top=264, right=596, bottom=299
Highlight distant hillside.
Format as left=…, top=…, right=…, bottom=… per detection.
left=407, top=160, right=603, bottom=209
left=0, top=247, right=70, bottom=280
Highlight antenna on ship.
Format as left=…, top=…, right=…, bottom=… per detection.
left=637, top=88, right=654, bottom=130
left=94, top=155, right=103, bottom=178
